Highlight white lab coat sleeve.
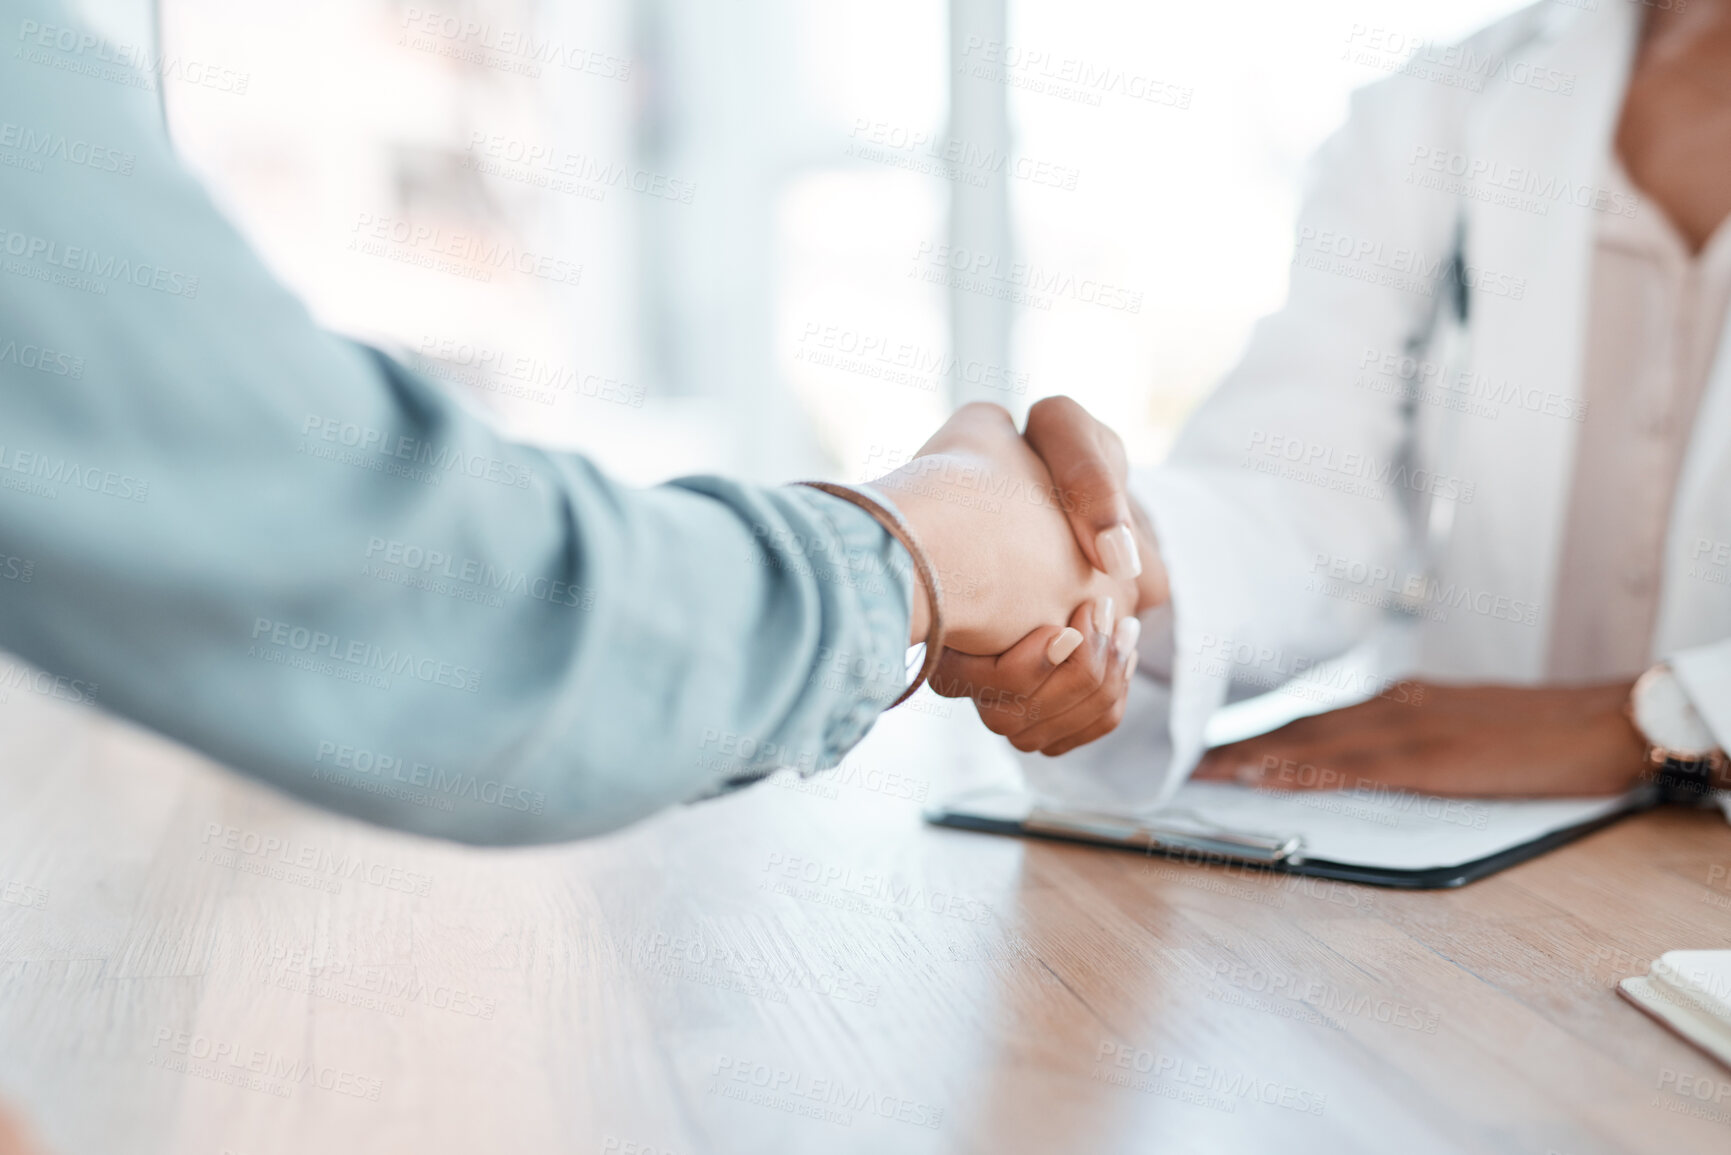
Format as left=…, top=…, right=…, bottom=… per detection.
left=1670, top=641, right=1731, bottom=825
left=1023, top=71, right=1468, bottom=811
left=1672, top=641, right=1731, bottom=755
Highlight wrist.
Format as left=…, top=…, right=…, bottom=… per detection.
left=869, top=467, right=969, bottom=646
left=878, top=491, right=945, bottom=646
left=793, top=479, right=946, bottom=706
left=1629, top=664, right=1728, bottom=797
left=907, top=569, right=931, bottom=645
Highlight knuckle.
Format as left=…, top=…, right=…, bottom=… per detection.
left=1064, top=468, right=1119, bottom=519
left=1080, top=688, right=1116, bottom=721
left=956, top=400, right=1011, bottom=424
left=1028, top=395, right=1080, bottom=426
left=1050, top=671, right=1100, bottom=710
left=1024, top=397, right=1057, bottom=429
left=1063, top=458, right=1114, bottom=489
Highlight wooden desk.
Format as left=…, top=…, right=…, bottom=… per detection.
left=1, top=683, right=1730, bottom=1155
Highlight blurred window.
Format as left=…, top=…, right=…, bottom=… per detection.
left=150, top=0, right=1527, bottom=485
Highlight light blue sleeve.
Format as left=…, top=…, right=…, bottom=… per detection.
left=0, top=0, right=914, bottom=844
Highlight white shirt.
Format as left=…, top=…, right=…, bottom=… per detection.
left=1547, top=159, right=1731, bottom=682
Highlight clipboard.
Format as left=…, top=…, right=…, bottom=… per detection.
left=924, top=784, right=1656, bottom=890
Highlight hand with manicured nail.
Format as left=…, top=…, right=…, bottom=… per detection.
left=931, top=597, right=1144, bottom=757
left=926, top=396, right=1163, bottom=756
left=1022, top=396, right=1169, bottom=611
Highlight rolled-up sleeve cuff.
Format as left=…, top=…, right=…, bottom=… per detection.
left=800, top=485, right=917, bottom=759
left=692, top=483, right=916, bottom=799
left=1672, top=640, right=1731, bottom=754
left=1135, top=468, right=1241, bottom=802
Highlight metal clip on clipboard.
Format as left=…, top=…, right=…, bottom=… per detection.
left=1021, top=806, right=1303, bottom=865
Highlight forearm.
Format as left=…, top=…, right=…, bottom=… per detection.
left=0, top=20, right=914, bottom=843
left=0, top=341, right=914, bottom=843
left=1137, top=465, right=1402, bottom=692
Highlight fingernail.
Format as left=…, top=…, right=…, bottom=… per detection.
left=1045, top=628, right=1085, bottom=666
left=1096, top=525, right=1142, bottom=580
left=1094, top=595, right=1115, bottom=636
left=1234, top=764, right=1264, bottom=786
left=1113, top=615, right=1141, bottom=658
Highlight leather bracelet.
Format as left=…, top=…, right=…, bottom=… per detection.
left=795, top=481, right=944, bottom=707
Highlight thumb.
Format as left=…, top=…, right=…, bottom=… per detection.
left=1023, top=396, right=1140, bottom=580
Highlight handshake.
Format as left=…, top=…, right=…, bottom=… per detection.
left=870, top=398, right=1169, bottom=757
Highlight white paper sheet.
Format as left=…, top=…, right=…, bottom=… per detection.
left=1152, top=781, right=1631, bottom=871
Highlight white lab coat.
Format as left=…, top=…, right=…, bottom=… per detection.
left=1025, top=1, right=1731, bottom=810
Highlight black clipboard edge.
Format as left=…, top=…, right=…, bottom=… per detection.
left=923, top=792, right=1655, bottom=890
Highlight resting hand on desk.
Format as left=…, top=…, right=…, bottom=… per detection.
left=914, top=398, right=1170, bottom=756
left=1193, top=682, right=1651, bottom=797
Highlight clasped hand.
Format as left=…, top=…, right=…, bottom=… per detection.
left=873, top=399, right=1166, bottom=756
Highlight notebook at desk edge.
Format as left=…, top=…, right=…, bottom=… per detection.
left=1619, top=951, right=1731, bottom=1070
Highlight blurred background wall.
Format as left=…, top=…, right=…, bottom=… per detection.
left=74, top=0, right=1529, bottom=486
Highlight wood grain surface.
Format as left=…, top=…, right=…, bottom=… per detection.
left=1, top=670, right=1729, bottom=1155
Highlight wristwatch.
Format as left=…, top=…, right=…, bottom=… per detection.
left=1629, top=663, right=1728, bottom=804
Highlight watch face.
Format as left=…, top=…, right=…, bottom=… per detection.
left=1633, top=666, right=1718, bottom=757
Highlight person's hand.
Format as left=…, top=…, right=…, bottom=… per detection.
left=928, top=397, right=1166, bottom=755
left=873, top=402, right=1136, bottom=656
left=1021, top=396, right=1168, bottom=610
left=1193, top=681, right=1649, bottom=797
left=931, top=596, right=1141, bottom=757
